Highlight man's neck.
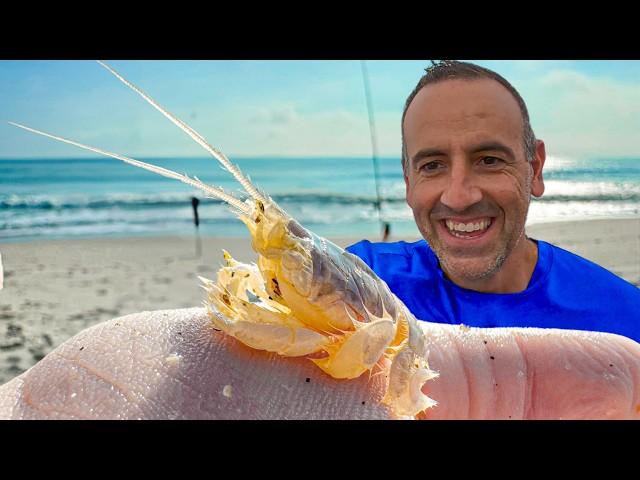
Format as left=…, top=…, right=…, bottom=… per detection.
left=443, top=236, right=539, bottom=294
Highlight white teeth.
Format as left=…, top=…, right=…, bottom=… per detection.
left=445, top=218, right=491, bottom=234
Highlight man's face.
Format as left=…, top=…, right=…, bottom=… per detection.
left=403, top=79, right=545, bottom=283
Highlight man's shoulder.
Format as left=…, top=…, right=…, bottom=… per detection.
left=346, top=239, right=437, bottom=277
left=541, top=240, right=640, bottom=297
left=346, top=239, right=425, bottom=256
left=346, top=239, right=429, bottom=264
left=346, top=239, right=442, bottom=318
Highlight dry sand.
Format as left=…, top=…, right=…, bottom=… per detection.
left=0, top=218, right=638, bottom=385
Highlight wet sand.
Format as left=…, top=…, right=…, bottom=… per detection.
left=0, top=217, right=638, bottom=385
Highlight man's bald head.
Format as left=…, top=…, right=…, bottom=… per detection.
left=401, top=61, right=537, bottom=172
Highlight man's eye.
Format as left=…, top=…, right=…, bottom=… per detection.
left=480, top=156, right=502, bottom=166
left=421, top=161, right=442, bottom=172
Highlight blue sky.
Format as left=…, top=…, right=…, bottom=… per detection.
left=1, top=60, right=639, bottom=161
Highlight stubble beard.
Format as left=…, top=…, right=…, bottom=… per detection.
left=419, top=173, right=533, bottom=283
left=419, top=218, right=511, bottom=282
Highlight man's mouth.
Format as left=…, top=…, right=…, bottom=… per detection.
left=442, top=217, right=493, bottom=239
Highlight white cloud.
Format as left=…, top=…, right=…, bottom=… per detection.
left=244, top=108, right=371, bottom=156
left=183, top=104, right=403, bottom=158
left=248, top=105, right=299, bottom=126
left=510, top=60, right=575, bottom=73
left=529, top=69, right=640, bottom=159
left=17, top=61, right=638, bottom=161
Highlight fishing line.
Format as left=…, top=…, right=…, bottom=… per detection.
left=360, top=60, right=389, bottom=240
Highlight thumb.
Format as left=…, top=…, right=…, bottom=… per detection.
left=419, top=322, right=640, bottom=419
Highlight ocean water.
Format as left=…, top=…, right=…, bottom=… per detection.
left=1, top=156, right=639, bottom=243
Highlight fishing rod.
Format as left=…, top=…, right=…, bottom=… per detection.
left=360, top=60, right=389, bottom=241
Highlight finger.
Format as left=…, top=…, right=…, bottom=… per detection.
left=420, top=323, right=640, bottom=419
left=3, top=309, right=638, bottom=419
left=0, top=308, right=394, bottom=420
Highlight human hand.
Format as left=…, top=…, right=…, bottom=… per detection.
left=0, top=307, right=638, bottom=419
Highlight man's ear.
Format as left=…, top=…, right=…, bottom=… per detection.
left=530, top=140, right=546, bottom=198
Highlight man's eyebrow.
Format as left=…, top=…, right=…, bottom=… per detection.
left=410, top=148, right=446, bottom=166
left=409, top=142, right=517, bottom=167
left=470, top=142, right=515, bottom=158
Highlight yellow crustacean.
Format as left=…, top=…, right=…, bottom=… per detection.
left=9, top=61, right=439, bottom=418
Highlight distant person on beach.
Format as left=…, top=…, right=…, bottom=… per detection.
left=347, top=60, right=640, bottom=343
left=382, top=222, right=390, bottom=242
left=191, top=196, right=200, bottom=228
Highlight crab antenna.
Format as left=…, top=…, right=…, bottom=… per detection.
left=96, top=60, right=267, bottom=205
left=8, top=122, right=252, bottom=216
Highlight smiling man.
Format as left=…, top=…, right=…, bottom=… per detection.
left=347, top=60, right=640, bottom=342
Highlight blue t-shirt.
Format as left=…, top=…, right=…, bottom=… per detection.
left=346, top=239, right=640, bottom=343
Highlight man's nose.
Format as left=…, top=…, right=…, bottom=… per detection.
left=440, top=164, right=482, bottom=212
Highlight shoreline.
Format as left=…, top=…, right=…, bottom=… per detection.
left=2, top=214, right=638, bottom=243
left=3, top=214, right=638, bottom=246
left=0, top=217, right=638, bottom=385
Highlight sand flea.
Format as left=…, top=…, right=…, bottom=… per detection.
left=9, top=61, right=439, bottom=419
left=165, top=354, right=181, bottom=366
left=222, top=385, right=233, bottom=398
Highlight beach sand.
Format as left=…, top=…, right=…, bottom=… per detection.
left=0, top=218, right=638, bottom=385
